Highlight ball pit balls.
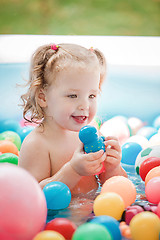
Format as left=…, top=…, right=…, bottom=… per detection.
left=136, top=126, right=157, bottom=140
left=135, top=145, right=160, bottom=175
left=0, top=140, right=19, bottom=155
left=72, top=223, right=112, bottom=240
left=127, top=117, right=144, bottom=135
left=43, top=181, right=71, bottom=210
left=17, top=126, right=35, bottom=142
left=121, top=142, right=142, bottom=165
left=130, top=211, right=160, bottom=240
left=145, top=176, right=160, bottom=204
left=100, top=116, right=130, bottom=145
left=0, top=119, right=20, bottom=133
left=0, top=152, right=18, bottom=165
left=93, top=192, right=125, bottom=220
left=145, top=165, right=160, bottom=185
left=139, top=157, right=160, bottom=181
left=156, top=202, right=160, bottom=218
left=124, top=135, right=149, bottom=149
left=0, top=130, right=21, bottom=150
left=0, top=164, right=47, bottom=240
left=33, top=230, right=65, bottom=240
left=149, top=133, right=160, bottom=147
left=101, top=176, right=136, bottom=208
left=153, top=115, right=160, bottom=130
left=45, top=218, right=77, bottom=240
left=90, top=216, right=122, bottom=240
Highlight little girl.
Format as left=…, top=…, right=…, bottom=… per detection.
left=19, top=43, right=127, bottom=194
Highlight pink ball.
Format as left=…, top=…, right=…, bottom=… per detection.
left=145, top=176, right=160, bottom=204
left=156, top=202, right=160, bottom=218
left=0, top=163, right=47, bottom=240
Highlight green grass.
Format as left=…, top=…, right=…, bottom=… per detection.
left=0, top=0, right=160, bottom=36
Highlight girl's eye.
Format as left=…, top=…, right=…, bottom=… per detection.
left=89, top=94, right=96, bottom=99
left=68, top=94, right=77, bottom=98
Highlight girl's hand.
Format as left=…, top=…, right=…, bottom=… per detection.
left=103, top=136, right=122, bottom=171
left=70, top=143, right=106, bottom=176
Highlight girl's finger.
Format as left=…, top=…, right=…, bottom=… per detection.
left=106, top=148, right=121, bottom=160
left=104, top=140, right=121, bottom=152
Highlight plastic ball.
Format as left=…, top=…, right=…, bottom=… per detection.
left=45, top=218, right=77, bottom=240
left=139, top=157, right=160, bottom=181
left=136, top=126, right=157, bottom=140
left=156, top=202, right=160, bottom=218
left=0, top=130, right=21, bottom=150
left=93, top=192, right=125, bottom=220
left=100, top=116, right=130, bottom=145
left=135, top=145, right=160, bottom=175
left=90, top=216, right=122, bottom=240
left=145, top=165, right=160, bottom=185
left=101, top=176, right=136, bottom=208
left=0, top=140, right=19, bottom=155
left=72, top=223, right=112, bottom=240
left=130, top=211, right=160, bottom=240
left=127, top=117, right=144, bottom=135
left=149, top=133, right=160, bottom=147
left=145, top=176, right=160, bottom=204
left=0, top=152, right=18, bottom=165
left=0, top=163, right=47, bottom=240
left=124, top=135, right=149, bottom=149
left=17, top=126, right=35, bottom=142
left=0, top=119, right=20, bottom=133
left=121, top=142, right=142, bottom=165
left=33, top=230, right=65, bottom=240
left=43, top=181, right=71, bottom=210
left=153, top=115, right=160, bottom=130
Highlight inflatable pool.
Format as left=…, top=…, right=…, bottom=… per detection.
left=0, top=35, right=160, bottom=240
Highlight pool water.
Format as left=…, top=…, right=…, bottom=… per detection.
left=46, top=170, right=146, bottom=227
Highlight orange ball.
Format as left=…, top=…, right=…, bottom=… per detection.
left=0, top=140, right=19, bottom=156
left=145, top=166, right=160, bottom=185
left=33, top=230, right=65, bottom=240
left=93, top=192, right=125, bottom=220
left=101, top=176, right=136, bottom=208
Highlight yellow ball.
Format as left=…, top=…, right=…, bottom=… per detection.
left=33, top=230, right=66, bottom=240
left=130, top=211, right=160, bottom=240
left=93, top=192, right=125, bottom=220
left=101, top=176, right=137, bottom=208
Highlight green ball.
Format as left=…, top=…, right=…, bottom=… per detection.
left=0, top=153, right=18, bottom=165
left=0, top=131, right=21, bottom=150
left=72, top=223, right=112, bottom=240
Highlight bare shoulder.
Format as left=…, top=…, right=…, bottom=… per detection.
left=19, top=128, right=51, bottom=182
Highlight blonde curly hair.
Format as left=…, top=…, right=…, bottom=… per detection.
left=21, top=43, right=106, bottom=123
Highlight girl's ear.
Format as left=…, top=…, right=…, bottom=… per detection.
left=37, top=88, right=47, bottom=108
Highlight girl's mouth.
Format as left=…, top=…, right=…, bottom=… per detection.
left=71, top=116, right=88, bottom=124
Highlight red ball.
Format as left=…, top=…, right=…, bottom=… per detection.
left=145, top=176, right=160, bottom=204
left=45, top=218, right=77, bottom=240
left=139, top=157, right=160, bottom=181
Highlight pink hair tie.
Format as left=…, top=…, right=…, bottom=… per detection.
left=51, top=44, right=59, bottom=51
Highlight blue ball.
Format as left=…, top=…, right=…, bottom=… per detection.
left=43, top=181, right=71, bottom=210
left=90, top=215, right=122, bottom=240
left=121, top=142, right=142, bottom=165
left=0, top=119, right=20, bottom=133
left=17, top=126, right=34, bottom=142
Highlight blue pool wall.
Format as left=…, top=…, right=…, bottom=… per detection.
left=0, top=62, right=160, bottom=125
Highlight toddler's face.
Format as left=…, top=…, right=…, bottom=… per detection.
left=45, top=67, right=100, bottom=131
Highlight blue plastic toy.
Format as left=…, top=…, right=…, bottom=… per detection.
left=79, top=125, right=105, bottom=153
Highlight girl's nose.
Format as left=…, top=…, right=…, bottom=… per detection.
left=78, top=99, right=89, bottom=110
